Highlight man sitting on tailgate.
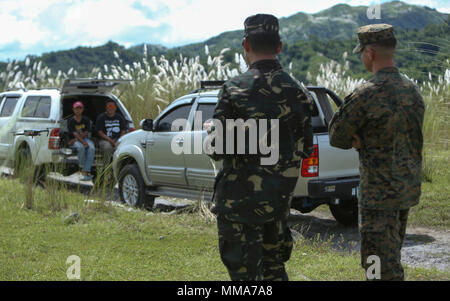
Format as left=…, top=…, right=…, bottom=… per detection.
left=68, top=101, right=95, bottom=181
left=95, top=99, right=128, bottom=164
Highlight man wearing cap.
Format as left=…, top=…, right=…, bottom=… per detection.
left=329, top=24, right=425, bottom=280
left=68, top=101, right=95, bottom=181
left=206, top=14, right=313, bottom=281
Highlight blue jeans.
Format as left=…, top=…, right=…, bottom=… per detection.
left=73, top=139, right=95, bottom=173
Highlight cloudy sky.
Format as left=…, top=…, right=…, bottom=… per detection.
left=0, top=0, right=448, bottom=61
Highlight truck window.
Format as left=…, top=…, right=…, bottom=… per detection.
left=194, top=102, right=216, bottom=130
left=155, top=104, right=192, bottom=132
left=21, top=96, right=40, bottom=117
left=21, top=96, right=51, bottom=118
left=309, top=89, right=343, bottom=125
left=0, top=96, right=20, bottom=117
left=34, top=97, right=51, bottom=118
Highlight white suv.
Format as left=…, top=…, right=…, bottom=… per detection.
left=0, top=79, right=134, bottom=182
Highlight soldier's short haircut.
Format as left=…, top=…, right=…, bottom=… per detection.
left=367, top=38, right=397, bottom=58
left=366, top=38, right=397, bottom=52
left=374, top=38, right=397, bottom=49
left=246, top=33, right=281, bottom=55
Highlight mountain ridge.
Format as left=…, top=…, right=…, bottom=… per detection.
left=1, top=1, right=448, bottom=83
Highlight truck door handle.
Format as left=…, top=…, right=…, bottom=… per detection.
left=175, top=138, right=184, bottom=145
left=140, top=139, right=155, bottom=148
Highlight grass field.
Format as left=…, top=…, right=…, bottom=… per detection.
left=1, top=48, right=448, bottom=281
left=409, top=149, right=450, bottom=229
left=0, top=177, right=448, bottom=281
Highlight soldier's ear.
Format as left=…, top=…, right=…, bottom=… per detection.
left=242, top=37, right=251, bottom=52
left=367, top=47, right=376, bottom=61
left=276, top=42, right=283, bottom=55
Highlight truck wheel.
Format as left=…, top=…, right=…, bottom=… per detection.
left=118, top=164, right=155, bottom=210
left=14, top=147, right=31, bottom=179
left=33, top=164, right=48, bottom=187
left=329, top=198, right=358, bottom=226
left=14, top=147, right=47, bottom=186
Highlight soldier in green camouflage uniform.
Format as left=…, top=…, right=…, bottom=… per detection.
left=329, top=24, right=425, bottom=281
left=206, top=14, right=313, bottom=281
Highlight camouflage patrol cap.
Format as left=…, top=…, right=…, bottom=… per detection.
left=353, top=23, right=396, bottom=54
left=244, top=14, right=280, bottom=38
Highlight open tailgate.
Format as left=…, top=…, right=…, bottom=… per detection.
left=61, top=79, right=130, bottom=94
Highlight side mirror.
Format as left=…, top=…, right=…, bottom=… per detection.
left=140, top=119, right=153, bottom=131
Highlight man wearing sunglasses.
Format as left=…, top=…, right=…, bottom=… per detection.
left=95, top=99, right=128, bottom=164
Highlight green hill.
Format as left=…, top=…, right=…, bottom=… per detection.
left=154, top=1, right=448, bottom=58
left=0, top=1, right=448, bottom=83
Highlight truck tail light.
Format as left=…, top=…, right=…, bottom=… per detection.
left=301, top=144, right=319, bottom=177
left=128, top=127, right=134, bottom=133
left=48, top=128, right=60, bottom=150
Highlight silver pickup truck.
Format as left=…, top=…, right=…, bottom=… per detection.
left=113, top=83, right=360, bottom=225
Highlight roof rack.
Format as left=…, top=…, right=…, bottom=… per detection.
left=189, top=80, right=226, bottom=94
left=5, top=87, right=28, bottom=92
left=4, top=87, right=62, bottom=93
left=34, top=87, right=60, bottom=91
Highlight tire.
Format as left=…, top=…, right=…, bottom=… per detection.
left=329, top=198, right=358, bottom=226
left=118, top=164, right=155, bottom=210
left=33, top=164, right=48, bottom=187
left=14, top=146, right=46, bottom=186
left=14, top=147, right=31, bottom=179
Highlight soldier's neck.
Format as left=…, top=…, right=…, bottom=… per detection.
left=247, top=54, right=277, bottom=66
left=371, top=60, right=395, bottom=74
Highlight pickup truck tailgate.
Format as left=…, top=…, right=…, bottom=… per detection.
left=317, top=134, right=360, bottom=179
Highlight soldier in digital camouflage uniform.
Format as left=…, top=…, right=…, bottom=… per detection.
left=329, top=24, right=425, bottom=281
left=205, top=14, right=313, bottom=281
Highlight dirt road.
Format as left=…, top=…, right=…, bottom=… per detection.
left=288, top=209, right=449, bottom=272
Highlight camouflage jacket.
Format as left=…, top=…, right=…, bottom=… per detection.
left=207, top=59, right=313, bottom=224
left=329, top=67, right=425, bottom=210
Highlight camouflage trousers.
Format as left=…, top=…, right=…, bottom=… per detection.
left=359, top=208, right=409, bottom=281
left=217, top=216, right=293, bottom=281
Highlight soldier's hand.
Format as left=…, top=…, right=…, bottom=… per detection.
left=352, top=134, right=361, bottom=150
left=203, top=121, right=214, bottom=134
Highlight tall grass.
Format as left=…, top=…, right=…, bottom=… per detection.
left=313, top=55, right=449, bottom=182
left=1, top=46, right=448, bottom=182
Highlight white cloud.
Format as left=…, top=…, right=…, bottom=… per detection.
left=0, top=13, right=46, bottom=46
left=138, top=0, right=347, bottom=45
left=0, top=0, right=448, bottom=61
left=400, top=0, right=450, bottom=13
left=63, top=0, right=159, bottom=40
